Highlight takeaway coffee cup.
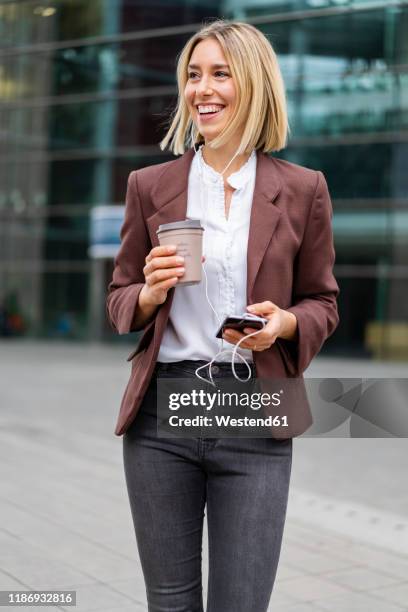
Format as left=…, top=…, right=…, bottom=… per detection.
left=156, top=219, right=204, bottom=286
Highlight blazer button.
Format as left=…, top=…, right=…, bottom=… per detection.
left=211, top=365, right=220, bottom=374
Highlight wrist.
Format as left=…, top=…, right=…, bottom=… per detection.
left=139, top=284, right=157, bottom=309
left=278, top=310, right=298, bottom=341
left=132, top=284, right=159, bottom=330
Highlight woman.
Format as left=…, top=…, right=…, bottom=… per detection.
left=107, top=19, right=339, bottom=612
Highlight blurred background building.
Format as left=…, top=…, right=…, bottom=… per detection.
left=0, top=0, right=407, bottom=359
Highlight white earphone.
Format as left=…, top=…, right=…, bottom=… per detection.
left=192, top=143, right=265, bottom=387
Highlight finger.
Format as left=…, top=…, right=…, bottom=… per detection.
left=144, top=255, right=184, bottom=277
left=261, top=301, right=276, bottom=310
left=223, top=332, right=265, bottom=351
left=223, top=330, right=254, bottom=345
left=243, top=327, right=261, bottom=335
left=145, top=244, right=177, bottom=263
left=155, top=276, right=180, bottom=291
left=241, top=328, right=267, bottom=341
left=223, top=329, right=246, bottom=341
left=222, top=330, right=238, bottom=343
left=224, top=328, right=268, bottom=348
left=247, top=301, right=275, bottom=312
left=147, top=266, right=185, bottom=286
left=223, top=335, right=247, bottom=347
left=145, top=254, right=184, bottom=271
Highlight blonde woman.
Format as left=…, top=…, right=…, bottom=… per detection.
left=107, top=19, right=339, bottom=612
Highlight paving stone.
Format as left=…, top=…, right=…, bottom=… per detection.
left=275, top=563, right=307, bottom=581
left=12, top=608, right=61, bottom=612
left=277, top=575, right=351, bottom=602
left=108, top=577, right=147, bottom=600
left=286, top=520, right=360, bottom=554
left=324, top=566, right=401, bottom=591
left=272, top=604, right=326, bottom=612
left=267, top=586, right=298, bottom=607
left=62, top=582, right=141, bottom=611
left=316, top=590, right=407, bottom=611
left=0, top=568, right=30, bottom=590
left=330, top=543, right=408, bottom=581
left=70, top=606, right=146, bottom=612
left=0, top=553, right=94, bottom=590
left=371, top=582, right=408, bottom=608
left=278, top=544, right=355, bottom=575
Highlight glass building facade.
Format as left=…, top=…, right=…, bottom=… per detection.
left=1, top=0, right=407, bottom=359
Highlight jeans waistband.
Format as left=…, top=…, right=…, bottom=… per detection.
left=154, top=359, right=256, bottom=378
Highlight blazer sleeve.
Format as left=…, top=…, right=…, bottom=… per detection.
left=277, top=170, right=340, bottom=375
left=106, top=170, right=153, bottom=335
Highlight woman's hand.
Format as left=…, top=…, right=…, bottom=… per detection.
left=141, top=245, right=205, bottom=307
left=222, top=301, right=297, bottom=352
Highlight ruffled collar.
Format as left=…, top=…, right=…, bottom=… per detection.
left=196, top=146, right=256, bottom=189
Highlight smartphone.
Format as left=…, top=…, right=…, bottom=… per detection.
left=215, top=314, right=268, bottom=339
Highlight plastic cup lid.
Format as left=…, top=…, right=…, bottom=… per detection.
left=156, top=218, right=204, bottom=234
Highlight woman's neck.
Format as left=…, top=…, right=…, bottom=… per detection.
left=201, top=141, right=252, bottom=178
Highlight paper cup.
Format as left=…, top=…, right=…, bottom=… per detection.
left=157, top=219, right=204, bottom=286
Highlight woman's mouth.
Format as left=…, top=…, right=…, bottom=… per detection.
left=196, top=104, right=225, bottom=122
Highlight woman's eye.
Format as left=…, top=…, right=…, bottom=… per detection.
left=188, top=71, right=229, bottom=79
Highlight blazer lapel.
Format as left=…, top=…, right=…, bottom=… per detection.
left=247, top=152, right=282, bottom=302
left=146, top=147, right=282, bottom=304
left=146, top=148, right=194, bottom=246
left=145, top=149, right=195, bottom=330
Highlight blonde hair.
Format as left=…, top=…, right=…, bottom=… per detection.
left=159, top=19, right=289, bottom=155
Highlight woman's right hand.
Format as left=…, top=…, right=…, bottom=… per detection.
left=134, top=245, right=205, bottom=328
left=140, top=244, right=185, bottom=306
left=141, top=244, right=206, bottom=307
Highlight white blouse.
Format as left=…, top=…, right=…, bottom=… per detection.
left=157, top=146, right=257, bottom=364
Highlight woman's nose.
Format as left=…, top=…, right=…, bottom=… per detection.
left=196, top=76, right=213, bottom=96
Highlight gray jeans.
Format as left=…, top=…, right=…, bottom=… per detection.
left=123, top=360, right=293, bottom=612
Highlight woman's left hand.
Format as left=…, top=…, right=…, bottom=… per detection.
left=222, top=301, right=289, bottom=352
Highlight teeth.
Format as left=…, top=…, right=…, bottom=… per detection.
left=198, top=105, right=224, bottom=114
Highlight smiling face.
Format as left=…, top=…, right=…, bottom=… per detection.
left=184, top=37, right=238, bottom=144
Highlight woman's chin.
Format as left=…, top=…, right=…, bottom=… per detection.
left=199, top=127, right=223, bottom=142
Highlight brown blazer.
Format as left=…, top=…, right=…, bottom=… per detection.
left=106, top=148, right=340, bottom=437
